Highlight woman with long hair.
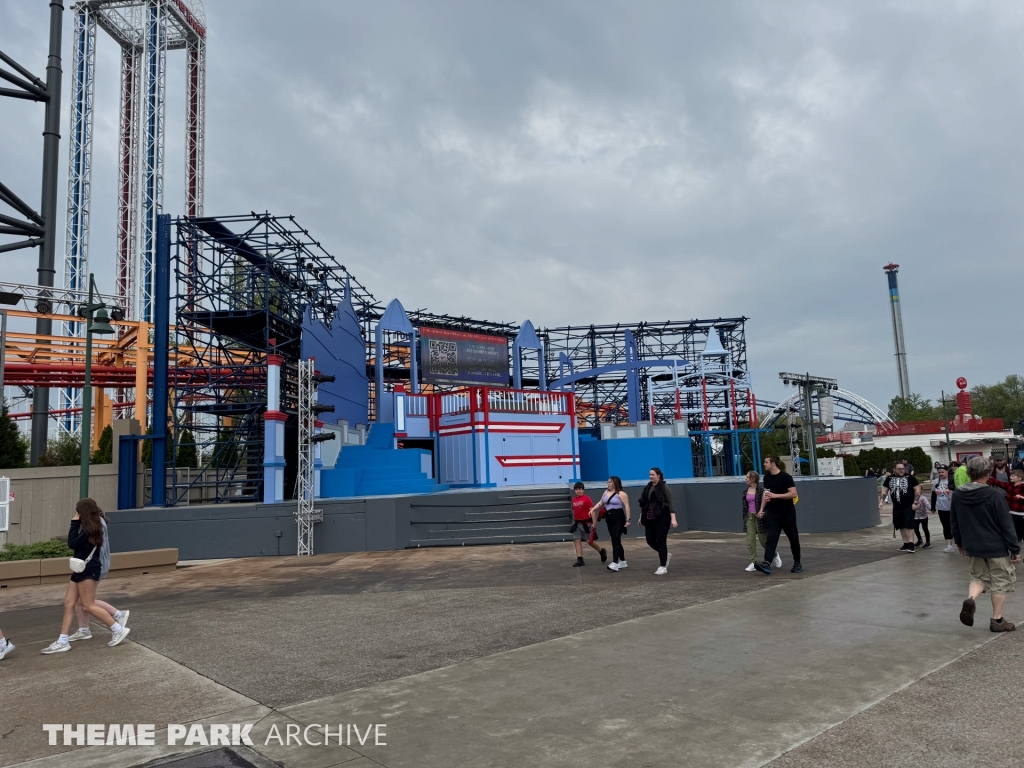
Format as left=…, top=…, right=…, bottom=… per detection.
left=639, top=467, right=678, bottom=575
left=743, top=470, right=782, bottom=572
left=41, top=499, right=131, bottom=654
left=590, top=476, right=631, bottom=572
left=69, top=508, right=130, bottom=643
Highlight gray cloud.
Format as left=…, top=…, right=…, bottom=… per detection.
left=2, top=0, right=1023, bottom=411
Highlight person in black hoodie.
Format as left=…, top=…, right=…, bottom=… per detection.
left=951, top=456, right=1021, bottom=632
left=41, top=499, right=131, bottom=654
left=638, top=467, right=678, bottom=575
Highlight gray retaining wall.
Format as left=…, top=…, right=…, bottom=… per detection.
left=106, top=476, right=880, bottom=560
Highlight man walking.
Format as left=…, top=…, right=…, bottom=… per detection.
left=952, top=456, right=1020, bottom=632
left=884, top=461, right=921, bottom=552
left=753, top=455, right=803, bottom=575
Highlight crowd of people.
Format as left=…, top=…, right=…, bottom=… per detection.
left=570, top=455, right=803, bottom=576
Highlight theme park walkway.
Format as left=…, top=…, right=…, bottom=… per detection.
left=2, top=516, right=1021, bottom=768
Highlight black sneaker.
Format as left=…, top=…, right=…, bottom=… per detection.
left=573, top=559, right=585, bottom=567
left=960, top=597, right=976, bottom=627
left=921, top=542, right=931, bottom=549
left=907, top=545, right=916, bottom=553
left=898, top=543, right=911, bottom=552
left=753, top=561, right=771, bottom=575
left=790, top=563, right=804, bottom=573
left=600, top=548, right=608, bottom=563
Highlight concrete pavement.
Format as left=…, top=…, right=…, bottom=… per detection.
left=1, top=520, right=1017, bottom=768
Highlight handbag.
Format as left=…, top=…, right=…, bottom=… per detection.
left=69, top=546, right=97, bottom=574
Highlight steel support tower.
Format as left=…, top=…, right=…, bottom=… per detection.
left=295, top=359, right=333, bottom=555
left=883, top=263, right=910, bottom=399
left=59, top=0, right=206, bottom=436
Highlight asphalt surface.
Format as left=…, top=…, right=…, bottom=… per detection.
left=1, top=513, right=1017, bottom=767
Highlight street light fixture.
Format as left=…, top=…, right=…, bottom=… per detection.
left=79, top=273, right=115, bottom=499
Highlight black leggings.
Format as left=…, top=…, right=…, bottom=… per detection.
left=914, top=518, right=930, bottom=545
left=605, top=511, right=627, bottom=563
left=937, top=509, right=953, bottom=541
left=644, top=517, right=670, bottom=567
left=764, top=508, right=801, bottom=565
left=1013, top=515, right=1024, bottom=543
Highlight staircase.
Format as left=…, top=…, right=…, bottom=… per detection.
left=320, top=423, right=448, bottom=497
left=406, top=487, right=575, bottom=547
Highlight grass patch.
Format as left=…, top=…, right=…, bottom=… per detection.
left=0, top=539, right=73, bottom=561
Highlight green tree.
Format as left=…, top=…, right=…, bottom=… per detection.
left=971, top=374, right=1024, bottom=432
left=887, top=393, right=940, bottom=422
left=208, top=429, right=239, bottom=468
left=853, top=446, right=931, bottom=476
left=0, top=404, right=28, bottom=469
left=140, top=424, right=154, bottom=468
left=38, top=433, right=82, bottom=467
left=176, top=428, right=198, bottom=469
left=91, top=424, right=113, bottom=464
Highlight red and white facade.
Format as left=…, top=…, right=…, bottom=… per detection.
left=396, top=387, right=580, bottom=487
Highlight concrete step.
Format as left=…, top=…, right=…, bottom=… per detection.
left=407, top=531, right=577, bottom=547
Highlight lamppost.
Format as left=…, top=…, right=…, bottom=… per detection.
left=940, top=390, right=952, bottom=463
left=78, top=273, right=115, bottom=499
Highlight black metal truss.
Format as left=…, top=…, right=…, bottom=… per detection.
left=541, top=318, right=749, bottom=430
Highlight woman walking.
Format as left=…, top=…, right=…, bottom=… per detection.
left=932, top=465, right=956, bottom=552
left=41, top=499, right=131, bottom=654
left=591, top=476, right=631, bottom=572
left=639, top=467, right=678, bottom=575
left=742, top=471, right=782, bottom=572
left=70, top=511, right=130, bottom=642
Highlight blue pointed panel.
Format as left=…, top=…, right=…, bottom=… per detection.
left=379, top=298, right=414, bottom=334
left=514, top=319, right=542, bottom=350
left=302, top=295, right=369, bottom=428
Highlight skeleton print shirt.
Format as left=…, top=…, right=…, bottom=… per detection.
left=884, top=474, right=920, bottom=511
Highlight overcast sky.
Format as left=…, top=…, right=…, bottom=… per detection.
left=2, top=0, right=1022, bottom=411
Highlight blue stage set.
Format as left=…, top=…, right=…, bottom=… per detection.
left=119, top=214, right=760, bottom=509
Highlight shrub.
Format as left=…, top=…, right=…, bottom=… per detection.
left=91, top=424, right=113, bottom=464
left=0, top=539, right=73, bottom=561
left=37, top=433, right=82, bottom=467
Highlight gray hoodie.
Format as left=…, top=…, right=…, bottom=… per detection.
left=950, top=483, right=1020, bottom=559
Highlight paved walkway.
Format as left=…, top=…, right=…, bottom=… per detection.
left=2, top=518, right=1018, bottom=768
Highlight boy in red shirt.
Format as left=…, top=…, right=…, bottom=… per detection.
left=571, top=481, right=607, bottom=567
left=989, top=468, right=1024, bottom=542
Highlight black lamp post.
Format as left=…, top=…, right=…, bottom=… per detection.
left=79, top=273, right=114, bottom=499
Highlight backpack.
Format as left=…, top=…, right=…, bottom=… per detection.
left=99, top=519, right=111, bottom=579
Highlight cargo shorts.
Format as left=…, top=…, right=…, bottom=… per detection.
left=968, top=556, right=1017, bottom=594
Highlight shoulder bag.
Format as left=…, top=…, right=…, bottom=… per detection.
left=70, top=546, right=97, bottom=574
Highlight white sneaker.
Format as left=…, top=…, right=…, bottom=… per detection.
left=607, top=562, right=620, bottom=572
left=41, top=640, right=70, bottom=654
left=772, top=553, right=782, bottom=569
left=68, top=628, right=92, bottom=642
left=944, top=545, right=956, bottom=553
left=0, top=640, right=14, bottom=660
left=108, top=627, right=131, bottom=647
left=745, top=562, right=756, bottom=572
left=617, top=561, right=627, bottom=569
left=655, top=566, right=668, bottom=576
left=114, top=609, right=130, bottom=626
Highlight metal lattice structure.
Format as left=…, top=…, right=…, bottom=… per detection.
left=59, top=0, right=206, bottom=435
left=295, top=359, right=323, bottom=555
left=543, top=319, right=748, bottom=429
left=168, top=213, right=377, bottom=504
